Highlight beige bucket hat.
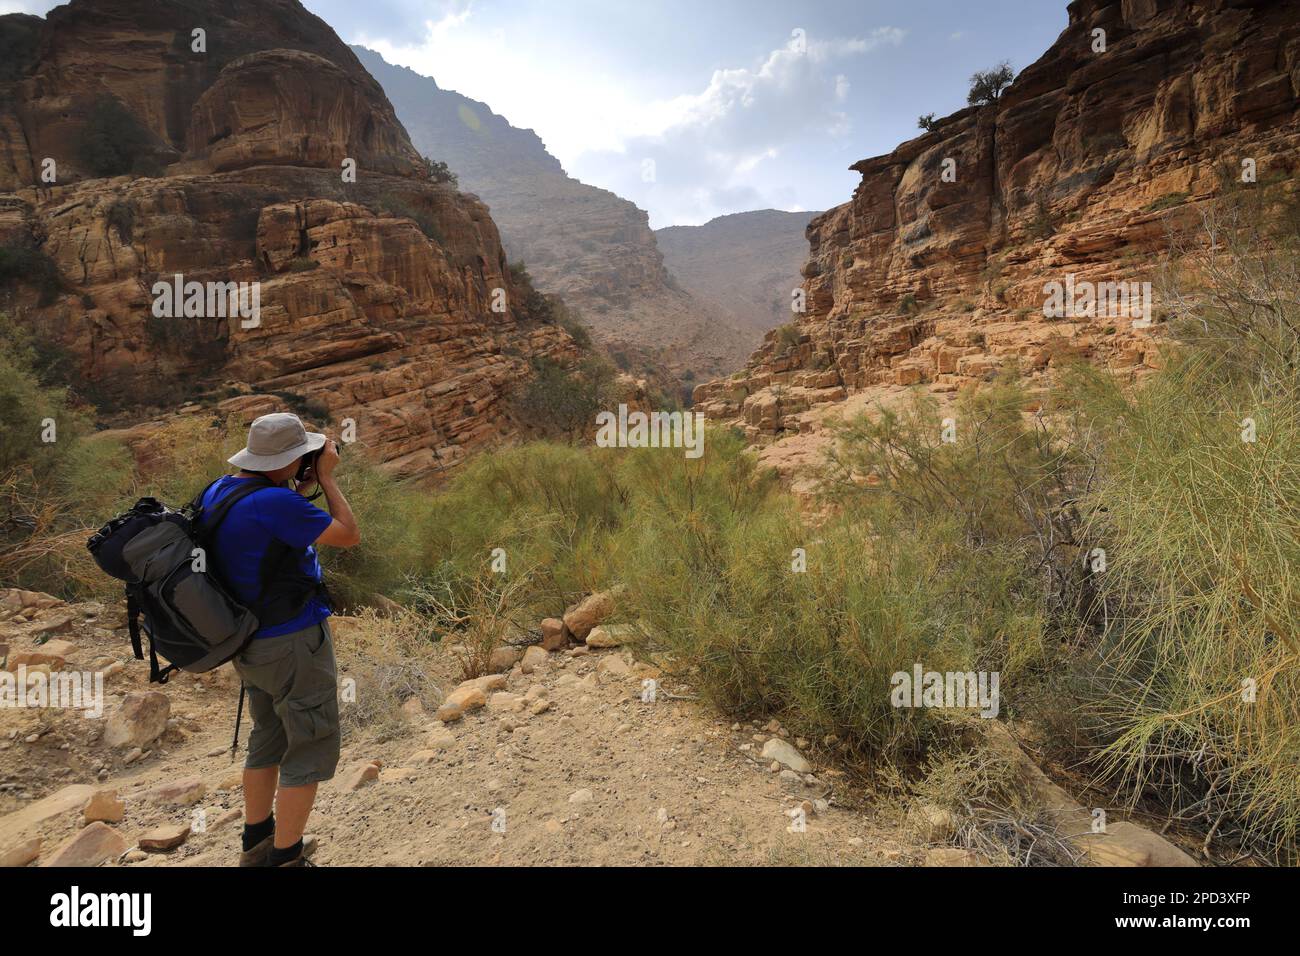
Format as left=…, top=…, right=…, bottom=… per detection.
left=228, top=412, right=326, bottom=472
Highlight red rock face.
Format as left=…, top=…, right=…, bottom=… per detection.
left=186, top=49, right=422, bottom=177
left=696, top=0, right=1300, bottom=441
left=0, top=0, right=418, bottom=188
left=0, top=0, right=580, bottom=478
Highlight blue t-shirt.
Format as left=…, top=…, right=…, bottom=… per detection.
left=198, top=475, right=334, bottom=638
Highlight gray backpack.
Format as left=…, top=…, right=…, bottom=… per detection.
left=88, top=478, right=276, bottom=683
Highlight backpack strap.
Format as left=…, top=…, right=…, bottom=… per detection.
left=125, top=585, right=143, bottom=661
left=193, top=475, right=277, bottom=540
left=196, top=475, right=329, bottom=627
left=126, top=582, right=180, bottom=684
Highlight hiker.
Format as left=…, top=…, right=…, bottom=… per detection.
left=200, top=412, right=361, bottom=867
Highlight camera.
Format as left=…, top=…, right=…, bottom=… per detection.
left=296, top=442, right=338, bottom=483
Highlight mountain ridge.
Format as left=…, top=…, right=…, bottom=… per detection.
left=655, top=209, right=820, bottom=341
left=353, top=45, right=767, bottom=385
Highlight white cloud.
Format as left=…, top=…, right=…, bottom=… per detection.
left=572, top=28, right=904, bottom=226
left=355, top=7, right=640, bottom=159
left=356, top=12, right=903, bottom=226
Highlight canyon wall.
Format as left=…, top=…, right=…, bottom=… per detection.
left=695, top=0, right=1300, bottom=441
left=656, top=210, right=819, bottom=340
left=0, top=0, right=580, bottom=478
left=353, top=47, right=755, bottom=384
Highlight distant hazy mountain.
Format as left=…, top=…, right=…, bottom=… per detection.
left=354, top=46, right=753, bottom=384
left=656, top=210, right=819, bottom=339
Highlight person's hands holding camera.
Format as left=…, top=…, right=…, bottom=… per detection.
left=316, top=439, right=341, bottom=481
left=294, top=439, right=340, bottom=496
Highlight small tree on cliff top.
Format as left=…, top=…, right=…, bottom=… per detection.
left=967, top=61, right=1014, bottom=106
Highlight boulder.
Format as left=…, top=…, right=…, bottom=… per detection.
left=520, top=646, right=549, bottom=673
left=0, top=836, right=41, bottom=868
left=597, top=655, right=631, bottom=678
left=488, top=646, right=523, bottom=672
left=562, top=591, right=616, bottom=642
left=144, top=777, right=206, bottom=806
left=461, top=674, right=508, bottom=693
left=924, top=847, right=983, bottom=867
left=6, top=638, right=76, bottom=670
left=41, top=822, right=129, bottom=868
left=82, top=789, right=125, bottom=825
left=341, top=759, right=382, bottom=792
left=910, top=802, right=960, bottom=842
left=425, top=728, right=456, bottom=751
left=585, top=625, right=637, bottom=648
left=487, top=692, right=525, bottom=714
left=0, top=784, right=96, bottom=849
left=139, top=823, right=190, bottom=852
left=760, top=738, right=811, bottom=773
left=435, top=686, right=487, bottom=722
left=29, top=616, right=75, bottom=638
left=539, top=618, right=567, bottom=651
left=103, top=691, right=170, bottom=749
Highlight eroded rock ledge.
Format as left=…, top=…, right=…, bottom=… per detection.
left=695, top=0, right=1300, bottom=442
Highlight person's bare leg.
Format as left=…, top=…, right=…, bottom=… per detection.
left=243, top=766, right=278, bottom=824
left=274, top=782, right=318, bottom=848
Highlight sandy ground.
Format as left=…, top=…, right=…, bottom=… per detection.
left=0, top=598, right=916, bottom=867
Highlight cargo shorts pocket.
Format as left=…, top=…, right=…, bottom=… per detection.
left=287, top=686, right=338, bottom=742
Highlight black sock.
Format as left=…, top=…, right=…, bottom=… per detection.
left=269, top=839, right=303, bottom=866
left=242, top=814, right=274, bottom=851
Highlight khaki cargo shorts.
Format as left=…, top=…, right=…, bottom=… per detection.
left=233, top=619, right=340, bottom=788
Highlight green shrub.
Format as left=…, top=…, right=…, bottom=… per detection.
left=106, top=200, right=135, bottom=244
left=507, top=262, right=588, bottom=342
left=0, top=315, right=130, bottom=596
left=1061, top=203, right=1300, bottom=860
left=552, top=300, right=592, bottom=349
left=0, top=239, right=65, bottom=306
left=1144, top=192, right=1190, bottom=213
left=1027, top=197, right=1057, bottom=239
left=76, top=95, right=157, bottom=178
left=419, top=156, right=458, bottom=186
left=968, top=62, right=1014, bottom=106
left=377, top=193, right=442, bottom=244
left=510, top=355, right=615, bottom=440
left=773, top=322, right=802, bottom=354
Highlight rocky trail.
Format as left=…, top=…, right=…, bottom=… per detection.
left=0, top=587, right=1197, bottom=868
left=0, top=589, right=907, bottom=867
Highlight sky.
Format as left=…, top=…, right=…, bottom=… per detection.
left=4, top=0, right=1069, bottom=228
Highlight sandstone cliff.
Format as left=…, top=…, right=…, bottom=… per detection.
left=0, top=0, right=581, bottom=478
left=695, top=0, right=1300, bottom=443
left=655, top=210, right=819, bottom=340
left=353, top=47, right=754, bottom=384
